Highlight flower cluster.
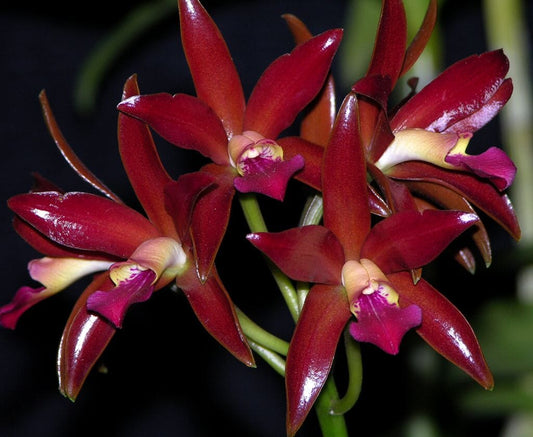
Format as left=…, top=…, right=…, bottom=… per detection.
left=1, top=0, right=520, bottom=435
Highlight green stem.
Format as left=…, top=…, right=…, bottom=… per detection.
left=247, top=339, right=286, bottom=377
left=330, top=329, right=363, bottom=414
left=74, top=0, right=175, bottom=115
left=314, top=375, right=349, bottom=437
left=236, top=307, right=289, bottom=356
left=238, top=193, right=300, bottom=321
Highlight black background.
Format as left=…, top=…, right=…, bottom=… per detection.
left=1, top=1, right=531, bottom=436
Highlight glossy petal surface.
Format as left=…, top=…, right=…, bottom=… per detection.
left=286, top=284, right=351, bottom=437
left=176, top=266, right=254, bottom=367
left=322, top=93, right=369, bottom=259
left=244, top=29, right=343, bottom=139
left=9, top=192, right=160, bottom=258
left=247, top=226, right=345, bottom=284
left=361, top=210, right=479, bottom=273
left=390, top=271, right=493, bottom=389
left=179, top=0, right=245, bottom=137
left=58, top=273, right=116, bottom=401
left=391, top=50, right=510, bottom=132
left=119, top=75, right=176, bottom=236
left=118, top=93, right=229, bottom=165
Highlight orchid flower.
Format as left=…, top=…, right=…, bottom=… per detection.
left=247, top=93, right=491, bottom=435
left=117, top=0, right=342, bottom=281
left=0, top=76, right=254, bottom=400
left=351, top=0, right=520, bottom=272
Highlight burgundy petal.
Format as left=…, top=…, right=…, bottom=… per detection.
left=12, top=217, right=117, bottom=260
left=285, top=284, right=351, bottom=436
left=39, top=91, right=122, bottom=203
left=391, top=50, right=510, bottom=132
left=361, top=210, right=479, bottom=273
left=164, top=171, right=217, bottom=243
left=246, top=225, right=345, bottom=284
left=400, top=0, right=438, bottom=76
left=178, top=0, right=245, bottom=137
left=444, top=78, right=513, bottom=134
left=0, top=286, right=47, bottom=329
left=390, top=272, right=494, bottom=389
left=8, top=192, right=161, bottom=258
left=176, top=265, right=254, bottom=367
left=244, top=29, right=343, bottom=139
left=118, top=75, right=176, bottom=236
left=387, top=161, right=521, bottom=240
left=366, top=0, right=407, bottom=88
left=58, top=273, right=116, bottom=401
left=323, top=93, right=369, bottom=260
left=188, top=164, right=235, bottom=282
left=118, top=93, right=229, bottom=165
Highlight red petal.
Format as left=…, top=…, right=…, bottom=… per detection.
left=285, top=284, right=351, bottom=436
left=13, top=217, right=117, bottom=260
left=390, top=272, right=494, bottom=389
left=406, top=181, right=492, bottom=267
left=366, top=0, right=407, bottom=88
left=38, top=91, right=122, bottom=203
left=118, top=93, right=229, bottom=165
left=189, top=164, right=235, bottom=282
left=444, top=78, right=513, bottom=134
left=323, top=93, right=369, bottom=259
left=246, top=225, right=344, bottom=284
left=278, top=136, right=324, bottom=191
left=8, top=192, right=160, bottom=258
left=58, top=273, right=117, bottom=401
left=361, top=210, right=479, bottom=273
left=164, top=171, right=216, bottom=243
left=388, top=161, right=521, bottom=240
left=400, top=0, right=438, bottom=76
left=391, top=50, right=510, bottom=132
left=244, top=29, right=343, bottom=139
left=282, top=14, right=337, bottom=146
left=178, top=0, right=245, bottom=137
left=119, top=75, right=176, bottom=236
left=176, top=265, right=254, bottom=367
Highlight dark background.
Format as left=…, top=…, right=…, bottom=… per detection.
left=1, top=1, right=531, bottom=436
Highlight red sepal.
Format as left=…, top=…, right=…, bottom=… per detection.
left=390, top=271, right=494, bottom=389
left=244, top=29, right=343, bottom=140
left=58, top=273, right=116, bottom=401
left=285, top=284, right=351, bottom=436
left=247, top=225, right=344, bottom=284
left=119, top=75, right=176, bottom=237
left=9, top=192, right=161, bottom=259
left=361, top=210, right=479, bottom=273
left=178, top=0, right=245, bottom=138
left=176, top=264, right=254, bottom=367
left=118, top=93, right=229, bottom=165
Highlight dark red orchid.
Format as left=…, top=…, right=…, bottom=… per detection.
left=0, top=76, right=254, bottom=400
left=117, top=0, right=342, bottom=281
left=247, top=93, right=491, bottom=435
left=351, top=0, right=520, bottom=271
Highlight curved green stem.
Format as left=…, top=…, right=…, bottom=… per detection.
left=314, top=375, right=349, bottom=437
left=238, top=193, right=300, bottom=321
left=330, top=329, right=363, bottom=415
left=236, top=307, right=289, bottom=356
left=247, top=339, right=286, bottom=377
left=74, top=0, right=175, bottom=115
